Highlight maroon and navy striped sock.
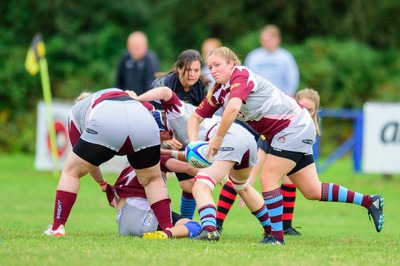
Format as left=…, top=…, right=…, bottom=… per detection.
left=320, top=182, right=371, bottom=207
left=263, top=188, right=284, bottom=242
left=252, top=205, right=271, bottom=234
left=198, top=204, right=217, bottom=231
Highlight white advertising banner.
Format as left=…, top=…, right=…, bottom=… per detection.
left=362, top=102, right=400, bottom=173
left=34, top=100, right=125, bottom=173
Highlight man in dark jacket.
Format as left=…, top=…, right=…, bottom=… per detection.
left=115, top=31, right=160, bottom=95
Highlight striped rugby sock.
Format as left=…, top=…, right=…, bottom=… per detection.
left=281, top=183, right=297, bottom=230
left=263, top=188, right=284, bottom=242
left=198, top=204, right=217, bottom=231
left=252, top=205, right=271, bottom=234
left=216, top=181, right=237, bottom=227
left=320, top=182, right=371, bottom=207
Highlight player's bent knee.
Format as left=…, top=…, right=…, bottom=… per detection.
left=229, top=176, right=249, bottom=191
left=194, top=172, right=216, bottom=191
left=184, top=221, right=201, bottom=238
left=302, top=191, right=320, bottom=200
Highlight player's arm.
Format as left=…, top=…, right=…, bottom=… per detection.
left=187, top=111, right=204, bottom=142
left=161, top=149, right=186, bottom=162
left=164, top=156, right=198, bottom=177
left=208, top=97, right=242, bottom=156
left=89, top=166, right=107, bottom=192
left=128, top=86, right=173, bottom=102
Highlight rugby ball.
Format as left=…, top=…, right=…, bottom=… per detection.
left=185, top=141, right=215, bottom=168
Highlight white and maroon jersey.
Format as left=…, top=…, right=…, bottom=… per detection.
left=161, top=92, right=220, bottom=146
left=195, top=66, right=303, bottom=143
left=68, top=88, right=160, bottom=154
left=69, top=88, right=127, bottom=143
left=162, top=91, right=258, bottom=167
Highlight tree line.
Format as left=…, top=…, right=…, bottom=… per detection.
left=0, top=0, right=399, bottom=152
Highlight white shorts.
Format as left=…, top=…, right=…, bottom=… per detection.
left=270, top=108, right=316, bottom=154
left=80, top=100, right=160, bottom=153
left=207, top=122, right=258, bottom=169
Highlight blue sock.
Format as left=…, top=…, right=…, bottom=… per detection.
left=252, top=205, right=271, bottom=233
left=180, top=191, right=196, bottom=219
left=198, top=204, right=217, bottom=228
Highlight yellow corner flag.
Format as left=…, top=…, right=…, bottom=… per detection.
left=25, top=33, right=59, bottom=177
left=25, top=33, right=45, bottom=76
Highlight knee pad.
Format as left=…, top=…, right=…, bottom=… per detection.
left=194, top=172, right=216, bottom=191
left=184, top=221, right=201, bottom=238
left=228, top=175, right=249, bottom=191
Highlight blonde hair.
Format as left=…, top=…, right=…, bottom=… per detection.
left=296, top=88, right=321, bottom=136
left=205, top=47, right=241, bottom=105
left=206, top=46, right=241, bottom=66
left=74, top=91, right=92, bottom=104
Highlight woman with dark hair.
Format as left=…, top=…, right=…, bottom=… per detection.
left=151, top=49, right=208, bottom=107
left=150, top=49, right=209, bottom=220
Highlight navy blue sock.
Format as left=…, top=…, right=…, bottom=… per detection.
left=180, top=191, right=196, bottom=219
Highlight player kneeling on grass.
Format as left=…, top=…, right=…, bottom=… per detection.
left=106, top=153, right=201, bottom=239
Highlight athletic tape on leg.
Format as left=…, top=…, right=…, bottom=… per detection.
left=228, top=175, right=249, bottom=191
left=194, top=172, right=216, bottom=190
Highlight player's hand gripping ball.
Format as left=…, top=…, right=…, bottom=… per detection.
left=185, top=141, right=215, bottom=168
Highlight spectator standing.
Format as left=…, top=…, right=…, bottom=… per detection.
left=115, top=31, right=160, bottom=94
left=244, top=24, right=299, bottom=97
left=201, top=38, right=222, bottom=90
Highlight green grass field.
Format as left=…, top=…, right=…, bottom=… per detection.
left=0, top=153, right=399, bottom=266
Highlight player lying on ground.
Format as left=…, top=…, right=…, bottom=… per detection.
left=105, top=153, right=201, bottom=239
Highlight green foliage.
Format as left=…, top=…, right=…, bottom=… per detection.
left=292, top=38, right=395, bottom=108
left=0, top=112, right=37, bottom=153
left=1, top=0, right=400, bottom=152
left=0, top=154, right=399, bottom=266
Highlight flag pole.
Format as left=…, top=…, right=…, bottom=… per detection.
left=39, top=57, right=59, bottom=177
left=26, top=33, right=59, bottom=177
